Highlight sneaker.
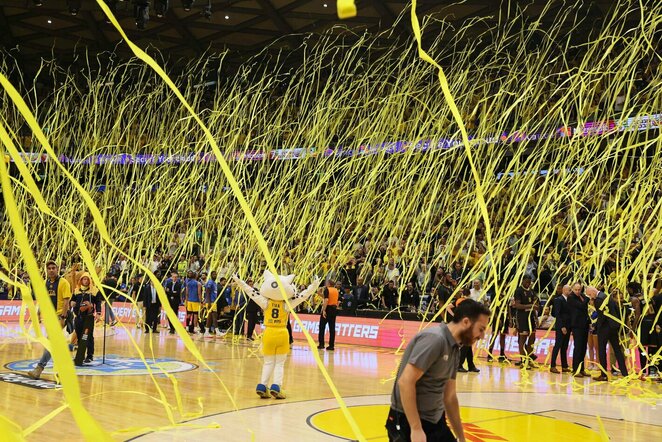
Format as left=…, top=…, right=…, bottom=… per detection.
left=256, top=384, right=270, bottom=399
left=269, top=384, right=286, bottom=399
left=203, top=332, right=211, bottom=338
left=28, top=366, right=44, bottom=380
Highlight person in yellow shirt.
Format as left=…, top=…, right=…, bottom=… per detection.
left=233, top=270, right=319, bottom=399
left=28, top=261, right=71, bottom=379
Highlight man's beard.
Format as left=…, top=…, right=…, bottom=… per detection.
left=459, top=327, right=476, bottom=346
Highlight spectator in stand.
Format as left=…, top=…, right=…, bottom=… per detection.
left=381, top=280, right=398, bottom=309
left=469, top=279, right=482, bottom=302
left=148, top=254, right=161, bottom=274
left=451, top=261, right=464, bottom=285
left=386, top=259, right=401, bottom=286
left=352, top=276, right=370, bottom=309
left=435, top=272, right=455, bottom=311
left=400, top=281, right=420, bottom=312
left=340, top=258, right=358, bottom=287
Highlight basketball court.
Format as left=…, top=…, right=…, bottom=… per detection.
left=1, top=322, right=660, bottom=441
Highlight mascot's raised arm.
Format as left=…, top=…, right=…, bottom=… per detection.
left=232, top=270, right=320, bottom=399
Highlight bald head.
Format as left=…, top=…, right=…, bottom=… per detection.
left=585, top=286, right=599, bottom=298
left=562, top=285, right=571, bottom=295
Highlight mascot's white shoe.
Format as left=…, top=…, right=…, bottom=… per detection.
left=256, top=383, right=270, bottom=399
left=269, top=384, right=286, bottom=399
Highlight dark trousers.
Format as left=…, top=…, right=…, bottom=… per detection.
left=287, top=317, right=293, bottom=344
left=598, top=326, right=628, bottom=376
left=74, top=315, right=94, bottom=363
left=246, top=307, right=259, bottom=338
left=459, top=346, right=476, bottom=370
left=233, top=308, right=246, bottom=335
left=167, top=299, right=180, bottom=332
left=386, top=408, right=455, bottom=442
left=319, top=305, right=337, bottom=348
left=145, top=304, right=160, bottom=332
left=572, top=326, right=589, bottom=372
left=551, top=328, right=570, bottom=368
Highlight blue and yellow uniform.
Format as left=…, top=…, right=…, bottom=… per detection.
left=262, top=299, right=289, bottom=356
left=186, top=278, right=201, bottom=313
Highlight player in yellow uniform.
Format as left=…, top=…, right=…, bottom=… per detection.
left=233, top=270, right=319, bottom=399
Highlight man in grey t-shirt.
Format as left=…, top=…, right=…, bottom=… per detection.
left=386, top=299, right=490, bottom=442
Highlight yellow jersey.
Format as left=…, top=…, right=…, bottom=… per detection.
left=265, top=299, right=287, bottom=327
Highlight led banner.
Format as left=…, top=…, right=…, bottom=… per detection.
left=0, top=301, right=29, bottom=321
left=13, top=113, right=659, bottom=165
left=0, top=301, right=642, bottom=368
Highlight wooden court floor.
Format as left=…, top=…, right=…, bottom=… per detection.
left=1, top=323, right=661, bottom=441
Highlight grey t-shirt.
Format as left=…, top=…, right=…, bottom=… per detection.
left=390, top=322, right=460, bottom=423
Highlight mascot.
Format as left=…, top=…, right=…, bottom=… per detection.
left=233, top=270, right=320, bottom=399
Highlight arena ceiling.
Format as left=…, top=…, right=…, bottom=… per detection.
left=0, top=0, right=636, bottom=74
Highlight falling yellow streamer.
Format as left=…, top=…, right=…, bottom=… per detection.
left=0, top=0, right=660, bottom=439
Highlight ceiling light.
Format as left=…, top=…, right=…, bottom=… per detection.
left=323, top=3, right=328, bottom=7
left=224, top=15, right=229, bottom=20
left=47, top=19, right=52, bottom=24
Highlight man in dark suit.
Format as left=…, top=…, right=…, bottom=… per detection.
left=164, top=271, right=184, bottom=334
left=549, top=284, right=572, bottom=373
left=586, top=287, right=629, bottom=380
left=138, top=274, right=161, bottom=333
left=567, top=282, right=590, bottom=377
left=352, top=277, right=370, bottom=309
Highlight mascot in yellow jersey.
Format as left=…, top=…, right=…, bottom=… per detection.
left=233, top=270, right=320, bottom=399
